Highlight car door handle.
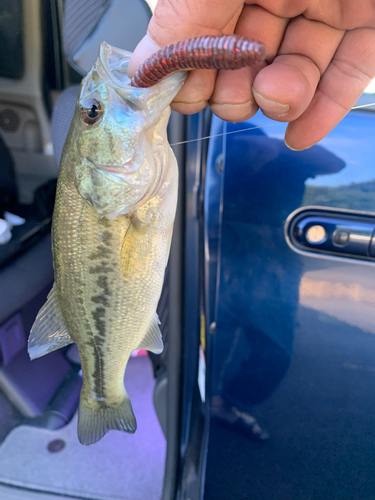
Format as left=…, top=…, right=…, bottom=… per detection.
left=286, top=208, right=375, bottom=260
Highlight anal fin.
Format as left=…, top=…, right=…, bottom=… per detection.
left=137, top=314, right=164, bottom=354
left=28, top=284, right=73, bottom=360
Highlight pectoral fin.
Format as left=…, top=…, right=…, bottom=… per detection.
left=120, top=222, right=152, bottom=275
left=137, top=314, right=163, bottom=354
left=28, top=284, right=73, bottom=360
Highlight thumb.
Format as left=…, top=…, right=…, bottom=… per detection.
left=128, top=33, right=161, bottom=77
left=128, top=0, right=243, bottom=77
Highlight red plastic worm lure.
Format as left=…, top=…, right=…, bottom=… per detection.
left=130, top=35, right=266, bottom=88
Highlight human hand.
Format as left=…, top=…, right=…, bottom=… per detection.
left=128, top=1, right=375, bottom=150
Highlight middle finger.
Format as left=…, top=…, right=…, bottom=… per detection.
left=210, top=4, right=289, bottom=122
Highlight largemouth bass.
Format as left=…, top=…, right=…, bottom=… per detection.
left=28, top=42, right=186, bottom=445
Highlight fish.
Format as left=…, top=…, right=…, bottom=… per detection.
left=27, top=41, right=186, bottom=445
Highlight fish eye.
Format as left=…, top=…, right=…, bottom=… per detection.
left=80, top=99, right=103, bottom=125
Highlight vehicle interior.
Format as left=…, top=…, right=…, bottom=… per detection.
left=0, top=1, right=192, bottom=499
left=3, top=2, right=375, bottom=500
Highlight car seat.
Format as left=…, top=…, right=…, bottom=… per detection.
left=52, top=0, right=152, bottom=166
left=0, top=0, right=151, bottom=423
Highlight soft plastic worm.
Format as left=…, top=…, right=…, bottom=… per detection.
left=130, top=35, right=266, bottom=88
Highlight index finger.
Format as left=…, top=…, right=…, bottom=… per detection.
left=128, top=0, right=247, bottom=114
left=128, top=0, right=244, bottom=77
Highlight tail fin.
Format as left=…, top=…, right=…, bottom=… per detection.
left=77, top=396, right=137, bottom=445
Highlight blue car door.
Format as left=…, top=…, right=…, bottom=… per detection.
left=199, top=89, right=375, bottom=499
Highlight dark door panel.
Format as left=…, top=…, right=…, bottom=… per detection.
left=203, top=111, right=375, bottom=499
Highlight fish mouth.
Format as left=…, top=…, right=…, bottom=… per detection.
left=95, top=161, right=140, bottom=175
left=83, top=158, right=131, bottom=186
left=82, top=158, right=121, bottom=175
left=95, top=163, right=120, bottom=174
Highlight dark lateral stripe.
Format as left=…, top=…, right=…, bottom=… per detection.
left=90, top=306, right=107, bottom=397
left=92, top=306, right=106, bottom=335
left=89, top=246, right=110, bottom=260
left=89, top=264, right=113, bottom=274
left=91, top=294, right=109, bottom=307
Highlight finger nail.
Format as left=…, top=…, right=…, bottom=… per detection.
left=284, top=139, right=300, bottom=151
left=284, top=138, right=311, bottom=151
left=252, top=89, right=290, bottom=117
left=171, top=101, right=208, bottom=114
left=128, top=34, right=161, bottom=77
left=210, top=101, right=257, bottom=122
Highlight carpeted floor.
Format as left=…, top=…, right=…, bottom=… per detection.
left=0, top=355, right=166, bottom=500
left=0, top=484, right=84, bottom=500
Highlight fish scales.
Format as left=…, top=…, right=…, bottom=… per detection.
left=54, top=175, right=132, bottom=405
left=28, top=35, right=266, bottom=445
left=28, top=41, right=186, bottom=445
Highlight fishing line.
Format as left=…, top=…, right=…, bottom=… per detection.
left=170, top=123, right=276, bottom=146
left=80, top=75, right=375, bottom=146
left=170, top=101, right=375, bottom=147
left=352, top=102, right=375, bottom=109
